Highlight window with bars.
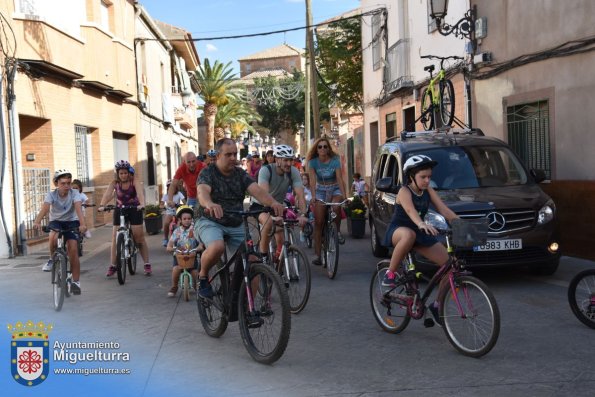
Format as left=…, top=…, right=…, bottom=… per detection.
left=75, top=125, right=90, bottom=185
left=506, top=100, right=551, bottom=179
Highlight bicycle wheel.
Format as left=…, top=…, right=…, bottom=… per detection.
left=238, top=263, right=291, bottom=364
left=197, top=262, right=229, bottom=337
left=439, top=79, right=455, bottom=127
left=439, top=275, right=500, bottom=357
left=78, top=236, right=83, bottom=257
left=325, top=223, right=339, bottom=279
left=280, top=245, right=311, bottom=314
left=568, top=269, right=595, bottom=329
left=369, top=261, right=411, bottom=333
left=303, top=222, right=313, bottom=248
left=127, top=239, right=137, bottom=275
left=182, top=273, right=190, bottom=302
left=421, top=88, right=435, bottom=130
left=52, top=253, right=67, bottom=311
left=116, top=233, right=127, bottom=285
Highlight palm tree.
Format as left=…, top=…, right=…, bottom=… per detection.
left=213, top=98, right=262, bottom=140
left=192, top=58, right=237, bottom=150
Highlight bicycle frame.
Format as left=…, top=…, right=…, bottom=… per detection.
left=388, top=232, right=470, bottom=320
left=206, top=209, right=268, bottom=319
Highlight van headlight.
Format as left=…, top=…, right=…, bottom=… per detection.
left=424, top=210, right=448, bottom=231
left=537, top=200, right=555, bottom=225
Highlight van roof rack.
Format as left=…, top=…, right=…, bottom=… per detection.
left=399, top=127, right=484, bottom=141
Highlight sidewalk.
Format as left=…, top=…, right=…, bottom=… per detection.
left=0, top=224, right=120, bottom=268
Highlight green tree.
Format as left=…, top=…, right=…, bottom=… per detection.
left=212, top=97, right=261, bottom=140
left=253, top=72, right=305, bottom=137
left=315, top=18, right=363, bottom=112
left=191, top=58, right=237, bottom=150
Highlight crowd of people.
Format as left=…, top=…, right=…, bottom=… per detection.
left=35, top=139, right=372, bottom=298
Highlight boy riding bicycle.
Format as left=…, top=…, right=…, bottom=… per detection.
left=249, top=144, right=308, bottom=257
left=34, top=169, right=87, bottom=295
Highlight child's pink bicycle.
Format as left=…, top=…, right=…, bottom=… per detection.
left=369, top=218, right=500, bottom=357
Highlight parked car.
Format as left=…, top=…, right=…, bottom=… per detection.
left=369, top=128, right=560, bottom=275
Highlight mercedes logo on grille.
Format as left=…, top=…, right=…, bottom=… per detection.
left=486, top=212, right=506, bottom=232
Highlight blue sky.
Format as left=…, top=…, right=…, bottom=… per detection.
left=139, top=0, right=361, bottom=74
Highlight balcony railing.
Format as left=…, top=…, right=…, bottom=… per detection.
left=384, top=38, right=413, bottom=95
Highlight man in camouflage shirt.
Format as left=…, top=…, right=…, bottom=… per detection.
left=195, top=138, right=284, bottom=298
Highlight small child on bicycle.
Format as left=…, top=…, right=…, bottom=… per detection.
left=165, top=205, right=203, bottom=297
left=72, top=179, right=93, bottom=239
left=161, top=179, right=185, bottom=247
left=382, top=155, right=458, bottom=324
left=33, top=169, right=87, bottom=294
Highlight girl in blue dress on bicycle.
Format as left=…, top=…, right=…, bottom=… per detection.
left=382, top=155, right=458, bottom=321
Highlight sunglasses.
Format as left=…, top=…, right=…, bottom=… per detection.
left=317, top=144, right=329, bottom=149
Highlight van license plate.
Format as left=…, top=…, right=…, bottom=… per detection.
left=473, top=239, right=522, bottom=251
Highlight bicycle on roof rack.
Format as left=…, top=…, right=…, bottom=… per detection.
left=416, top=55, right=464, bottom=131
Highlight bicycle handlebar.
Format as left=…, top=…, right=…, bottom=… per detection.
left=42, top=225, right=80, bottom=234
left=99, top=204, right=142, bottom=212
left=82, top=203, right=96, bottom=208
left=173, top=247, right=199, bottom=255
left=225, top=207, right=273, bottom=217
left=314, top=199, right=349, bottom=206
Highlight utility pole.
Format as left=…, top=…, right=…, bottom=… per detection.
left=306, top=0, right=320, bottom=140
left=304, top=0, right=311, bottom=151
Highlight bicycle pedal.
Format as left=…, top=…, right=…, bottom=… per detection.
left=423, top=318, right=435, bottom=328
left=247, top=315, right=264, bottom=328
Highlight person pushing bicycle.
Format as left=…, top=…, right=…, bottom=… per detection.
left=195, top=138, right=284, bottom=299
left=382, top=155, right=458, bottom=324
left=34, top=169, right=87, bottom=295
left=249, top=144, right=308, bottom=258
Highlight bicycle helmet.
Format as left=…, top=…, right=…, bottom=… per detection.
left=207, top=149, right=218, bottom=158
left=175, top=205, right=194, bottom=219
left=403, top=155, right=437, bottom=174
left=273, top=144, right=294, bottom=159
left=115, top=160, right=132, bottom=172
left=53, top=169, right=72, bottom=182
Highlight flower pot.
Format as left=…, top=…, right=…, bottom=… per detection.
left=348, top=217, right=366, bottom=239
left=144, top=215, right=162, bottom=235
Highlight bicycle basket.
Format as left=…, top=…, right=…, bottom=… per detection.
left=450, top=218, right=489, bottom=247
left=175, top=253, right=197, bottom=269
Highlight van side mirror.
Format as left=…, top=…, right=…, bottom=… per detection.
left=376, top=177, right=397, bottom=193
left=530, top=169, right=546, bottom=183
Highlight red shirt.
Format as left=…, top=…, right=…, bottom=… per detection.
left=173, top=161, right=206, bottom=199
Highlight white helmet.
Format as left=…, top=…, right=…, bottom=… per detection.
left=403, top=155, right=437, bottom=174
left=53, top=169, right=72, bottom=182
left=273, top=144, right=295, bottom=159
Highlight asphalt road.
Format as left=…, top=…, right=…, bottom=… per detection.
left=1, top=223, right=595, bottom=397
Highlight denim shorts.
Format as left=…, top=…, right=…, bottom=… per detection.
left=194, top=217, right=244, bottom=254
left=187, top=198, right=198, bottom=208
left=315, top=183, right=342, bottom=202
left=48, top=220, right=80, bottom=241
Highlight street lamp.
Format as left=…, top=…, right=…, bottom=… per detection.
left=429, top=0, right=476, bottom=41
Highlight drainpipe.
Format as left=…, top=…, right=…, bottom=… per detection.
left=6, top=61, right=26, bottom=255
left=0, top=64, right=14, bottom=257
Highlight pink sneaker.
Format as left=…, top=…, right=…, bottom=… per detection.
left=106, top=266, right=117, bottom=277
left=144, top=264, right=152, bottom=276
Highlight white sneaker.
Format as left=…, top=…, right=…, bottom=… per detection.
left=42, top=260, right=53, bottom=272
left=84, top=231, right=92, bottom=239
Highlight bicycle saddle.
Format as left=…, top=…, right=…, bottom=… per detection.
left=424, top=65, right=435, bottom=73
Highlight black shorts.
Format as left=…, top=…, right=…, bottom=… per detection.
left=48, top=220, right=80, bottom=241
left=113, top=207, right=144, bottom=226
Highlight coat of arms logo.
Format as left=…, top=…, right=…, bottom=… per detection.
left=7, top=320, right=53, bottom=387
